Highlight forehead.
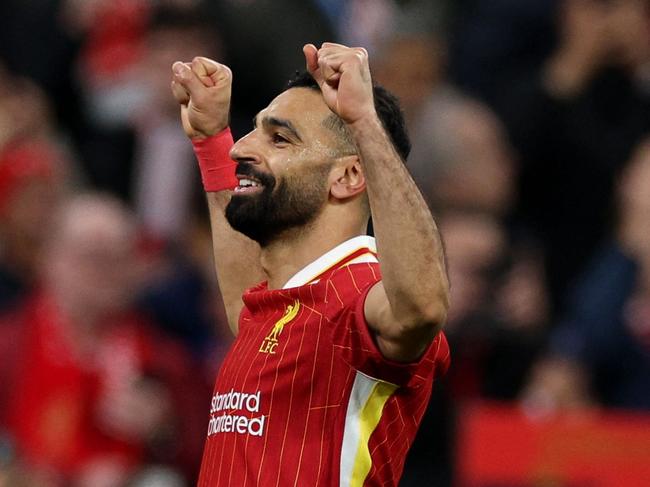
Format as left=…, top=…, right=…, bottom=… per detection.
left=260, top=88, right=333, bottom=137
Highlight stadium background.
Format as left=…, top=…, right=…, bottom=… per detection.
left=0, top=0, right=649, bottom=485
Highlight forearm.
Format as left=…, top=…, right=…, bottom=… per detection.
left=170, top=57, right=265, bottom=332
left=207, top=192, right=264, bottom=334
left=349, top=115, right=449, bottom=329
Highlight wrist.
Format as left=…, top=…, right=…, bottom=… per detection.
left=190, top=120, right=229, bottom=140
left=192, top=128, right=238, bottom=192
left=346, top=111, right=383, bottom=136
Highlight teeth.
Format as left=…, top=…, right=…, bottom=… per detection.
left=239, top=178, right=259, bottom=188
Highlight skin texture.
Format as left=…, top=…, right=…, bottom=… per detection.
left=172, top=58, right=264, bottom=332
left=171, top=43, right=449, bottom=362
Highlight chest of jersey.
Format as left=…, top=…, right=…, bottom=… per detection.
left=198, top=259, right=448, bottom=487
left=213, top=291, right=351, bottom=426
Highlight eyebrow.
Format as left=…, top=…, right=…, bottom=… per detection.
left=254, top=115, right=303, bottom=142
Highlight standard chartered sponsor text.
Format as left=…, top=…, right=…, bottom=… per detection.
left=207, top=389, right=265, bottom=437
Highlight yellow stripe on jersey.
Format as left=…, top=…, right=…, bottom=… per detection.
left=350, top=381, right=398, bottom=485
left=340, top=372, right=399, bottom=487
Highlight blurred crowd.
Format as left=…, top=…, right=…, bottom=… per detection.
left=0, top=0, right=649, bottom=486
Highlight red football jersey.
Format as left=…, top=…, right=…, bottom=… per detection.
left=198, top=236, right=450, bottom=486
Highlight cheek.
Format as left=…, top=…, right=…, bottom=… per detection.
left=309, top=140, right=336, bottom=159
left=268, top=148, right=333, bottom=188
left=267, top=159, right=294, bottom=183
left=274, top=148, right=309, bottom=171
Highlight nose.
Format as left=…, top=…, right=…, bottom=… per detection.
left=229, top=131, right=261, bottom=164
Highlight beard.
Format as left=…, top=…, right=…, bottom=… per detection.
left=225, top=162, right=331, bottom=246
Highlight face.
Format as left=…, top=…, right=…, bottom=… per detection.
left=374, top=36, right=444, bottom=120
left=226, top=88, right=340, bottom=246
left=144, top=26, right=218, bottom=114
left=47, top=199, right=140, bottom=318
left=2, top=177, right=60, bottom=247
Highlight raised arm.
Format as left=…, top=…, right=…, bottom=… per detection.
left=171, top=58, right=265, bottom=334
left=304, top=43, right=449, bottom=362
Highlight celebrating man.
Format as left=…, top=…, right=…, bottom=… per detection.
left=171, top=42, right=450, bottom=486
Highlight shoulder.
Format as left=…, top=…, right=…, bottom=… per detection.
left=321, top=262, right=382, bottom=308
left=326, top=261, right=381, bottom=285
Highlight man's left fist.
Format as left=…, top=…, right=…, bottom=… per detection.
left=303, top=42, right=376, bottom=125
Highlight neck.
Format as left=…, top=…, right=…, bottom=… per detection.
left=260, top=213, right=367, bottom=290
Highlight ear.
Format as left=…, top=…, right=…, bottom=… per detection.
left=329, top=155, right=366, bottom=201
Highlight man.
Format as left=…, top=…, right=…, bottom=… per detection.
left=171, top=42, right=450, bottom=486
left=0, top=141, right=62, bottom=313
left=0, top=194, right=206, bottom=485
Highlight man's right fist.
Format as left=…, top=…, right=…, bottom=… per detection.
left=171, top=57, right=232, bottom=139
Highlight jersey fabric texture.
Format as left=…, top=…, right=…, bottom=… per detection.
left=198, top=236, right=450, bottom=486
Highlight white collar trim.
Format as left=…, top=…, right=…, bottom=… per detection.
left=282, top=235, right=378, bottom=289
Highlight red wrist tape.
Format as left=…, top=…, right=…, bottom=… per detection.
left=192, top=128, right=238, bottom=192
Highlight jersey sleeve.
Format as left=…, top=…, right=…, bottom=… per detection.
left=326, top=263, right=450, bottom=388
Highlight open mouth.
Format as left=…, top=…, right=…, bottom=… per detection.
left=234, top=176, right=264, bottom=194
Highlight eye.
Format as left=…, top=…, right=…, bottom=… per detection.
left=272, top=133, right=289, bottom=144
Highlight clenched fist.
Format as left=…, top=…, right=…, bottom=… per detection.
left=303, top=42, right=376, bottom=126
left=171, top=57, right=232, bottom=139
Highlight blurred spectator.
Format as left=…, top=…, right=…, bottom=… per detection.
left=372, top=18, right=516, bottom=217
left=0, top=68, right=55, bottom=147
left=450, top=0, right=556, bottom=104
left=521, top=356, right=594, bottom=416
left=137, top=216, right=232, bottom=363
left=63, top=2, right=233, bottom=361
left=493, top=0, right=650, bottom=310
left=409, top=94, right=517, bottom=216
left=527, top=137, right=650, bottom=412
left=316, top=0, right=449, bottom=62
left=371, top=23, right=543, bottom=397
left=3, top=1, right=649, bottom=485
left=373, top=18, right=548, bottom=486
left=131, top=6, right=223, bottom=242
left=0, top=142, right=66, bottom=312
left=440, top=210, right=549, bottom=401
left=401, top=208, right=550, bottom=487
left=335, top=0, right=398, bottom=53
left=203, top=0, right=335, bottom=136
left=74, top=2, right=216, bottom=204
left=371, top=2, right=450, bottom=124
left=0, top=194, right=207, bottom=486
left=0, top=69, right=70, bottom=312
left=0, top=0, right=82, bottom=136
left=373, top=30, right=447, bottom=128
